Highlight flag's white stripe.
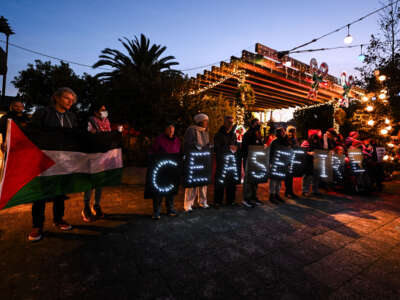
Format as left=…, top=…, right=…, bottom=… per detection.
left=40, top=148, right=122, bottom=176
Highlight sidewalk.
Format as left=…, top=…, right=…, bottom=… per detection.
left=1, top=167, right=400, bottom=299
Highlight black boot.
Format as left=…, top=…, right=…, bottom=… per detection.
left=269, top=194, right=278, bottom=204
left=275, top=194, right=285, bottom=203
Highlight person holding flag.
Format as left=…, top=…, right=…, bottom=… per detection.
left=28, top=87, right=78, bottom=241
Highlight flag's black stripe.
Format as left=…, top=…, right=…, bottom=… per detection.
left=22, top=127, right=122, bottom=153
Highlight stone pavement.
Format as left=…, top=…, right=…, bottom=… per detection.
left=1, top=168, right=400, bottom=299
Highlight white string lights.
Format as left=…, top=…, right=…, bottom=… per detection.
left=151, top=160, right=179, bottom=193
left=270, top=150, right=292, bottom=178
left=249, top=151, right=267, bottom=180
left=218, top=154, right=240, bottom=184
left=186, top=151, right=211, bottom=184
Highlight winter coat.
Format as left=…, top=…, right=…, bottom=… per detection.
left=301, top=137, right=322, bottom=175
left=241, top=127, right=263, bottom=160
left=214, top=125, right=237, bottom=162
left=183, top=125, right=210, bottom=152
left=31, top=106, right=78, bottom=129
left=150, top=133, right=181, bottom=154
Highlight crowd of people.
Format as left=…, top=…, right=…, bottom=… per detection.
left=0, top=87, right=388, bottom=241
left=148, top=113, right=387, bottom=220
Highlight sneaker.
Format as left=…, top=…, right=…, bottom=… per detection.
left=185, top=207, right=193, bottom=213
left=167, top=210, right=178, bottom=217
left=93, top=205, right=105, bottom=219
left=28, top=228, right=43, bottom=242
left=199, top=203, right=210, bottom=209
left=252, top=199, right=264, bottom=206
left=54, top=220, right=72, bottom=231
left=152, top=215, right=161, bottom=220
left=241, top=200, right=254, bottom=208
left=82, top=206, right=95, bottom=223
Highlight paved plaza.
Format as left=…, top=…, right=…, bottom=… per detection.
left=1, top=168, right=400, bottom=299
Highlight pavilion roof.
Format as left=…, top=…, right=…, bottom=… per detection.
left=188, top=43, right=365, bottom=109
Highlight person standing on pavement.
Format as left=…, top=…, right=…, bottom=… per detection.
left=213, top=116, right=239, bottom=208
left=0, top=100, right=30, bottom=151
left=284, top=125, right=299, bottom=199
left=269, top=127, right=288, bottom=204
left=301, top=131, right=323, bottom=197
left=28, top=87, right=78, bottom=242
left=149, top=123, right=181, bottom=219
left=183, top=113, right=210, bottom=212
left=81, top=103, right=111, bottom=222
left=241, top=118, right=264, bottom=207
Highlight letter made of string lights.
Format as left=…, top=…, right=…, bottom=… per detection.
left=218, top=154, right=240, bottom=185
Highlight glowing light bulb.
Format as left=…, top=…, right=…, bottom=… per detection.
left=383, top=155, right=389, bottom=161
left=386, top=125, right=392, bottom=131
left=362, top=96, right=369, bottom=102
left=367, top=120, right=375, bottom=126
left=385, top=118, right=390, bottom=124
left=344, top=34, right=353, bottom=44
left=358, top=54, right=365, bottom=62
left=366, top=105, right=374, bottom=112
left=388, top=143, right=394, bottom=147
left=379, top=94, right=386, bottom=100
left=381, top=129, right=388, bottom=135
left=378, top=75, right=387, bottom=81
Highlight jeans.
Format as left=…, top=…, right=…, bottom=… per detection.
left=269, top=179, right=282, bottom=195
left=153, top=195, right=175, bottom=217
left=302, top=174, right=320, bottom=193
left=184, top=186, right=207, bottom=210
left=32, top=195, right=65, bottom=228
left=214, top=183, right=236, bottom=205
left=84, top=188, right=102, bottom=207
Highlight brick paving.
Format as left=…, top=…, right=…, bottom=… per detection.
left=1, top=167, right=400, bottom=299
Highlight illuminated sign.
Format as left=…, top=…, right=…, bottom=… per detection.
left=144, top=154, right=181, bottom=198
left=216, top=153, right=241, bottom=185
left=348, top=150, right=365, bottom=175
left=245, top=146, right=269, bottom=183
left=183, top=150, right=212, bottom=187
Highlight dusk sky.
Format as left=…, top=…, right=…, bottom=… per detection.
left=2, top=0, right=384, bottom=96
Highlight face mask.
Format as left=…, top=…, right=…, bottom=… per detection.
left=100, top=111, right=108, bottom=119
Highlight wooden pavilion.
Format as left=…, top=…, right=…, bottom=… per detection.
left=188, top=43, right=365, bottom=110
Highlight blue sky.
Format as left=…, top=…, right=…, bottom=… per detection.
left=2, top=0, right=384, bottom=96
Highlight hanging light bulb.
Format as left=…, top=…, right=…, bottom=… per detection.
left=381, top=129, right=388, bottom=135
left=388, top=143, right=394, bottom=147
left=344, top=25, right=353, bottom=44
left=358, top=45, right=365, bottom=61
left=385, top=118, right=390, bottom=124
left=383, top=155, right=389, bottom=161
left=367, top=120, right=375, bottom=126
left=378, top=75, right=387, bottom=81
left=366, top=105, right=374, bottom=112
left=379, top=93, right=386, bottom=100
left=386, top=125, right=392, bottom=131
left=362, top=96, right=369, bottom=102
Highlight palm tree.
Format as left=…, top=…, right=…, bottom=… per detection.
left=93, top=34, right=179, bottom=81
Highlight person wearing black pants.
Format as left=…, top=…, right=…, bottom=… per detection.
left=285, top=126, right=299, bottom=199
left=28, top=87, right=78, bottom=242
left=214, top=116, right=238, bottom=207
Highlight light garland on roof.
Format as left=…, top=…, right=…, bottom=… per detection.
left=187, top=67, right=246, bottom=96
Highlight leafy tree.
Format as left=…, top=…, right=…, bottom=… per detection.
left=12, top=60, right=103, bottom=112
left=92, top=34, right=183, bottom=137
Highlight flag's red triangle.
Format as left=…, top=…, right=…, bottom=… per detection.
left=0, top=121, right=55, bottom=209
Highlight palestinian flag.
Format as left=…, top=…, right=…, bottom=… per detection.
left=0, top=120, right=123, bottom=210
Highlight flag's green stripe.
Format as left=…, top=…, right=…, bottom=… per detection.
left=4, top=168, right=123, bottom=209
